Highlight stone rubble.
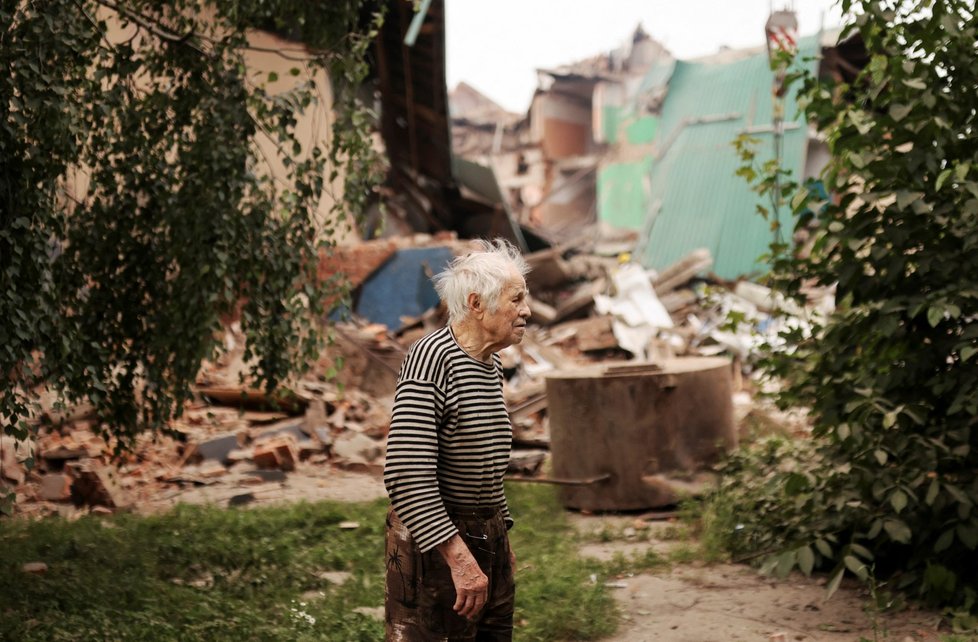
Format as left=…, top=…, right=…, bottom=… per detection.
left=1, top=239, right=827, bottom=518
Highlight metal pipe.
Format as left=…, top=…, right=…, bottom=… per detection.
left=506, top=473, right=612, bottom=487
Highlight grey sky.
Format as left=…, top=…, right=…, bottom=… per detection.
left=445, top=0, right=846, bottom=113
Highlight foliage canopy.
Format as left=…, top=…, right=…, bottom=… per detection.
left=720, top=0, right=978, bottom=614
left=0, top=0, right=383, bottom=461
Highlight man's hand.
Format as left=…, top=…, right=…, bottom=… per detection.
left=436, top=534, right=488, bottom=620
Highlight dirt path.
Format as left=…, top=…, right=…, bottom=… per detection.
left=570, top=513, right=948, bottom=642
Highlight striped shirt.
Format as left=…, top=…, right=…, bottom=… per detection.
left=383, top=325, right=514, bottom=553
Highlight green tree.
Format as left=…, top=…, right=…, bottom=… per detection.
left=720, top=0, right=978, bottom=611
left=0, top=1, right=383, bottom=471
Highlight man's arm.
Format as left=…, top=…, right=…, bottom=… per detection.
left=436, top=534, right=488, bottom=620
left=384, top=378, right=457, bottom=552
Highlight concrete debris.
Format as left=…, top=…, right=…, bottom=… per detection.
left=67, top=460, right=128, bottom=509
left=3, top=234, right=831, bottom=518
left=653, top=248, right=713, bottom=295
left=1, top=435, right=32, bottom=485
left=507, top=450, right=547, bottom=476
left=192, top=433, right=241, bottom=465
left=38, top=473, right=73, bottom=502
left=21, top=562, right=49, bottom=574
left=332, top=433, right=384, bottom=467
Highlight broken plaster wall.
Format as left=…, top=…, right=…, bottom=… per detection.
left=530, top=93, right=594, bottom=160
left=597, top=158, right=653, bottom=231
left=529, top=167, right=596, bottom=237
left=69, top=9, right=358, bottom=245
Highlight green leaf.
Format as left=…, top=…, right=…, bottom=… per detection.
left=874, top=449, right=888, bottom=465
left=868, top=54, right=887, bottom=83
left=936, top=168, right=953, bottom=191
left=836, top=423, right=850, bottom=440
left=902, top=78, right=927, bottom=90
left=957, top=524, right=978, bottom=550
left=844, top=554, right=868, bottom=579
left=890, top=489, right=908, bottom=513
left=825, top=566, right=845, bottom=599
left=883, top=519, right=911, bottom=544
left=790, top=187, right=811, bottom=213
left=962, top=346, right=977, bottom=362
left=955, top=162, right=970, bottom=181
left=927, top=306, right=944, bottom=327
left=889, top=103, right=912, bottom=122
left=867, top=519, right=883, bottom=539
left=815, top=539, right=833, bottom=558
left=797, top=546, right=815, bottom=576
left=896, top=191, right=923, bottom=210
left=944, top=484, right=970, bottom=506
left=934, top=529, right=954, bottom=552
left=775, top=550, right=797, bottom=578
left=925, top=478, right=940, bottom=506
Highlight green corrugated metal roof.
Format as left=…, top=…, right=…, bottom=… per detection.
left=600, top=36, right=821, bottom=279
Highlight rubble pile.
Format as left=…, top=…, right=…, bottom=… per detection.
left=1, top=234, right=830, bottom=518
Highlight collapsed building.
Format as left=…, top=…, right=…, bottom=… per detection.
left=2, top=1, right=866, bottom=518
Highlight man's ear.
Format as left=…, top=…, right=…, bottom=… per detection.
left=467, top=292, right=483, bottom=318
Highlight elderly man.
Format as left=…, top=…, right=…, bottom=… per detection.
left=384, top=239, right=531, bottom=641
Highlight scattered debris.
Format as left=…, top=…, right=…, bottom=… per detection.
left=21, top=562, right=48, bottom=575
left=3, top=234, right=830, bottom=519
left=38, top=474, right=73, bottom=502
left=1, top=436, right=33, bottom=485
left=67, top=460, right=129, bottom=509
left=253, top=435, right=300, bottom=472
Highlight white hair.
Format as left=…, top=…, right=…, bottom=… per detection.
left=433, top=238, right=530, bottom=325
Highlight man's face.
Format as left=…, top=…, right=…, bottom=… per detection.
left=481, top=270, right=530, bottom=349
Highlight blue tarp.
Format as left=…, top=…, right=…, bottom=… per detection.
left=355, top=246, right=454, bottom=330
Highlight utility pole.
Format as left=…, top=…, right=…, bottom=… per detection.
left=764, top=6, right=799, bottom=247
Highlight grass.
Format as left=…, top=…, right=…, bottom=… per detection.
left=0, top=484, right=622, bottom=642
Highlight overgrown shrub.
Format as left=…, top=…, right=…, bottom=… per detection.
left=716, top=0, right=978, bottom=612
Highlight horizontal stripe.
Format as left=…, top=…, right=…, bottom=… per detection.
left=384, top=326, right=513, bottom=553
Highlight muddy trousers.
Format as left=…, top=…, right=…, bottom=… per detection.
left=384, top=505, right=515, bottom=641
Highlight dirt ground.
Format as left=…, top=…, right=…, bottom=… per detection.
left=570, top=513, right=951, bottom=642
left=133, top=467, right=955, bottom=642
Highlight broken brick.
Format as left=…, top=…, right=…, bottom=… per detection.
left=38, top=473, right=73, bottom=502
left=253, top=435, right=299, bottom=472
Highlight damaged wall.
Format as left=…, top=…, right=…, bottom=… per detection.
left=595, top=35, right=826, bottom=278
left=530, top=91, right=595, bottom=159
